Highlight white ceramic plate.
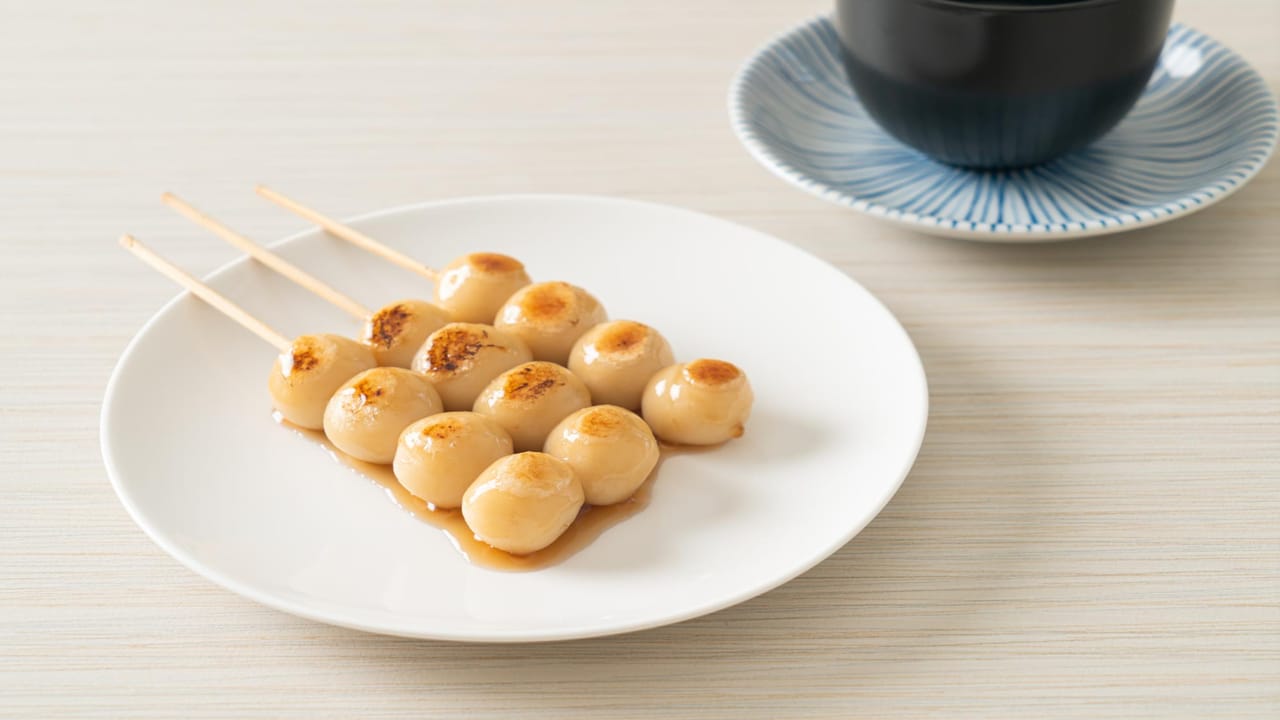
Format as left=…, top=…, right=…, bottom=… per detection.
left=102, top=195, right=928, bottom=642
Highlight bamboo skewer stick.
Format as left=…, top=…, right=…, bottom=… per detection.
left=119, top=234, right=291, bottom=352
left=254, top=185, right=440, bottom=282
left=161, top=192, right=372, bottom=320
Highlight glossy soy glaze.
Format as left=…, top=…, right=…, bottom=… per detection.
left=281, top=419, right=654, bottom=572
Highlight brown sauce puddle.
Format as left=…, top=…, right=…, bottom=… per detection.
left=277, top=418, right=706, bottom=572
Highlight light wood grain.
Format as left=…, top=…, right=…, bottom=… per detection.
left=1, top=1, right=1277, bottom=718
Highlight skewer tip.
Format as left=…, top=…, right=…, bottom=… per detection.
left=159, top=191, right=179, bottom=206
left=254, top=184, right=270, bottom=195
left=119, top=233, right=137, bottom=249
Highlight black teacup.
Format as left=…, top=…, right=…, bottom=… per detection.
left=835, top=0, right=1175, bottom=168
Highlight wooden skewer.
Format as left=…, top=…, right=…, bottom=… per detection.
left=161, top=192, right=372, bottom=321
left=119, top=234, right=291, bottom=352
left=255, top=185, right=440, bottom=282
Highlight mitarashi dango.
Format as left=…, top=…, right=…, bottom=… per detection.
left=461, top=452, right=585, bottom=555
left=494, top=281, right=606, bottom=365
left=323, top=367, right=443, bottom=463
left=393, top=411, right=514, bottom=509
left=641, top=359, right=753, bottom=446
left=544, top=405, right=658, bottom=505
left=472, top=361, right=592, bottom=451
left=568, top=320, right=673, bottom=411
left=412, top=322, right=532, bottom=411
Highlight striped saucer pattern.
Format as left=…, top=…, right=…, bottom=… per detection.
left=730, top=19, right=1278, bottom=240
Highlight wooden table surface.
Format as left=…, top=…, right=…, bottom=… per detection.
left=3, top=1, right=1277, bottom=717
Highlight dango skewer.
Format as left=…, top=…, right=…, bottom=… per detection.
left=255, top=186, right=533, bottom=324
left=118, top=234, right=377, bottom=430
left=162, top=192, right=449, bottom=368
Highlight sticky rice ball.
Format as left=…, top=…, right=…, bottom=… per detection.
left=393, top=411, right=514, bottom=509
left=434, top=252, right=531, bottom=324
left=462, top=452, right=585, bottom=555
left=472, top=361, right=592, bottom=451
left=544, top=405, right=658, bottom=505
left=411, top=322, right=532, bottom=411
left=493, top=281, right=606, bottom=365
left=641, top=359, right=753, bottom=446
left=323, top=367, right=443, bottom=463
left=269, top=333, right=377, bottom=429
left=568, top=320, right=673, bottom=411
left=361, top=299, right=451, bottom=368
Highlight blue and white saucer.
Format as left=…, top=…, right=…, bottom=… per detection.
left=730, top=19, right=1278, bottom=241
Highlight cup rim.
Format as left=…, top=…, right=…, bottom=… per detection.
left=920, top=0, right=1125, bottom=12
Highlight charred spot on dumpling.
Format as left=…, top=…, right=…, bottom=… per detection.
left=420, top=415, right=464, bottom=440
left=502, top=362, right=564, bottom=401
left=685, top=358, right=742, bottom=387
left=467, top=252, right=524, bottom=274
left=425, top=325, right=492, bottom=373
left=340, top=367, right=408, bottom=413
left=577, top=405, right=626, bottom=437
left=518, top=282, right=575, bottom=324
left=366, top=303, right=413, bottom=349
left=596, top=321, right=650, bottom=359
left=352, top=378, right=386, bottom=402
left=285, top=337, right=323, bottom=374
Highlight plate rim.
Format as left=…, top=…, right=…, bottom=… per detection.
left=728, top=16, right=1280, bottom=242
left=100, top=193, right=929, bottom=642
